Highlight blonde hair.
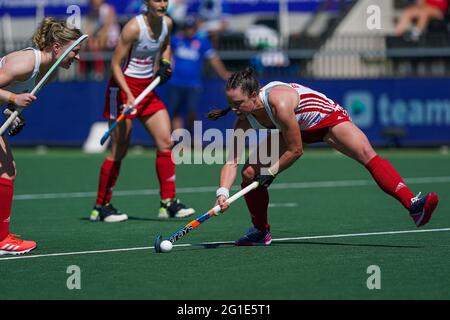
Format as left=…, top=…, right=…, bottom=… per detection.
left=32, top=17, right=82, bottom=50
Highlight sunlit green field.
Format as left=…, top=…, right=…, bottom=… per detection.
left=1, top=148, right=449, bottom=300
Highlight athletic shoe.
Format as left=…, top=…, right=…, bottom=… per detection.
left=90, top=203, right=128, bottom=222
left=0, top=234, right=37, bottom=256
left=158, top=198, right=195, bottom=219
left=409, top=192, right=439, bottom=227
left=235, top=227, right=272, bottom=246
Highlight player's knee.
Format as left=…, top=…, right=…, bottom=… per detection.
left=358, top=145, right=377, bottom=164
left=241, top=166, right=257, bottom=183
left=159, top=144, right=173, bottom=153
left=109, top=152, right=127, bottom=162
left=109, top=146, right=128, bottom=161
left=117, top=151, right=128, bottom=161
left=406, top=6, right=420, bottom=15
left=159, top=137, right=173, bottom=151
left=0, top=173, right=16, bottom=180
left=0, top=161, right=16, bottom=179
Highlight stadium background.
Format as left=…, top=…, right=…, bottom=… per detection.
left=1, top=0, right=450, bottom=148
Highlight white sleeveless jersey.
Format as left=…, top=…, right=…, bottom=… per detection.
left=122, top=14, right=169, bottom=79
left=0, top=48, right=41, bottom=100
left=247, top=81, right=344, bottom=131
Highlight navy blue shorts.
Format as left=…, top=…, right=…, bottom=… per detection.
left=167, top=85, right=202, bottom=118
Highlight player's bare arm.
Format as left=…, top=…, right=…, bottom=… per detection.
left=111, top=19, right=140, bottom=105
left=160, top=15, right=173, bottom=62
left=98, top=6, right=116, bottom=39
left=0, top=51, right=37, bottom=107
left=209, top=55, right=232, bottom=81
left=221, top=117, right=251, bottom=189
left=268, top=86, right=303, bottom=175
left=216, top=118, right=251, bottom=211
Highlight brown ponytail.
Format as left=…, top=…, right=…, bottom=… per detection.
left=32, top=17, right=82, bottom=50
left=207, top=67, right=260, bottom=121
left=207, top=107, right=231, bottom=120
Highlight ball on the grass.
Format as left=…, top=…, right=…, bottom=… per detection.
left=160, top=240, right=173, bottom=253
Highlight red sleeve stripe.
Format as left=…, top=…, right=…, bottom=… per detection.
left=300, top=102, right=334, bottom=111
left=300, top=93, right=333, bottom=105
left=295, top=107, right=333, bottom=115
left=300, top=97, right=334, bottom=107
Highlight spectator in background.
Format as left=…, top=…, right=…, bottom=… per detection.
left=169, top=15, right=231, bottom=133
left=167, top=0, right=188, bottom=33
left=197, top=0, right=231, bottom=48
left=125, top=0, right=146, bottom=15
left=395, top=0, right=449, bottom=41
left=82, top=0, right=120, bottom=80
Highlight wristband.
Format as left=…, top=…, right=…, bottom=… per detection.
left=216, top=187, right=230, bottom=199
left=161, top=58, right=171, bottom=65
left=8, top=93, right=16, bottom=105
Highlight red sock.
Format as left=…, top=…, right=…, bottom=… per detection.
left=156, top=151, right=176, bottom=199
left=241, top=181, right=270, bottom=232
left=0, top=178, right=14, bottom=241
left=95, top=159, right=122, bottom=206
left=365, top=155, right=414, bottom=209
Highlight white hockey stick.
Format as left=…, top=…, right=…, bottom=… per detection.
left=154, top=181, right=260, bottom=252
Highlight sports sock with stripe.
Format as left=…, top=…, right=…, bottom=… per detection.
left=156, top=150, right=176, bottom=199
left=95, top=159, right=122, bottom=206
left=365, top=155, right=414, bottom=209
left=241, top=181, right=270, bottom=232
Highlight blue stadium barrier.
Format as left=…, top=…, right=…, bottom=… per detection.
left=5, top=77, right=450, bottom=147
left=0, top=0, right=347, bottom=17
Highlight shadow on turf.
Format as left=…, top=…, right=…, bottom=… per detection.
left=127, top=216, right=189, bottom=222
left=188, top=241, right=422, bottom=250
left=274, top=241, right=422, bottom=249
left=194, top=242, right=235, bottom=249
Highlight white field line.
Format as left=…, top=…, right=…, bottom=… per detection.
left=268, top=203, right=298, bottom=208
left=13, top=176, right=450, bottom=201
left=0, top=228, right=449, bottom=261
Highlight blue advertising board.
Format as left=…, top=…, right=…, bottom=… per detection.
left=187, top=0, right=349, bottom=14
left=0, top=0, right=89, bottom=17
left=4, top=78, right=450, bottom=147
left=0, top=0, right=348, bottom=17
left=302, top=79, right=450, bottom=146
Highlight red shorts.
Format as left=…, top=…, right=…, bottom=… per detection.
left=301, top=109, right=352, bottom=144
left=425, top=0, right=449, bottom=13
left=103, top=75, right=166, bottom=120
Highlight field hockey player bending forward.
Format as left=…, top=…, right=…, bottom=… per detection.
left=210, top=68, right=439, bottom=246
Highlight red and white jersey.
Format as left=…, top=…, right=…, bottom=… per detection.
left=122, top=14, right=169, bottom=79
left=0, top=48, right=41, bottom=98
left=247, top=81, right=344, bottom=131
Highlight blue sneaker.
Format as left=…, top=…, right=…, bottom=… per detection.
left=409, top=192, right=439, bottom=227
left=235, top=227, right=272, bottom=246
